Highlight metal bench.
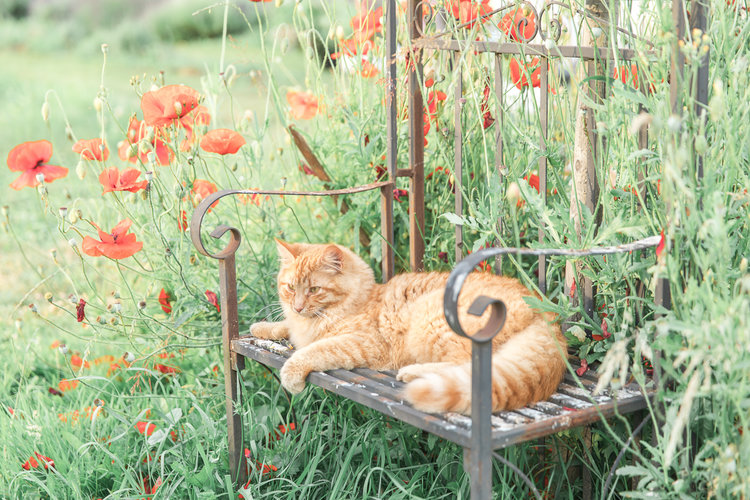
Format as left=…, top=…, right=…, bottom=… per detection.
left=190, top=0, right=706, bottom=497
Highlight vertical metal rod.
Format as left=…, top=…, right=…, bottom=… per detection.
left=408, top=0, right=425, bottom=271
left=670, top=0, right=685, bottom=114
left=218, top=254, right=247, bottom=486
left=538, top=59, right=549, bottom=294
left=494, top=54, right=504, bottom=273
left=454, top=53, right=464, bottom=262
left=690, top=0, right=709, bottom=182
left=382, top=0, right=397, bottom=281
left=468, top=340, right=493, bottom=499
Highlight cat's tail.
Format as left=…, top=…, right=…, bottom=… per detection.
left=402, top=320, right=567, bottom=414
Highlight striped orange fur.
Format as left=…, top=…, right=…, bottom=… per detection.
left=249, top=240, right=567, bottom=414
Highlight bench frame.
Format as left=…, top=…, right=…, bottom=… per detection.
left=190, top=0, right=708, bottom=497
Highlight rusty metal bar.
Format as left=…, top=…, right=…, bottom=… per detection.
left=218, top=253, right=247, bottom=486
left=454, top=53, right=464, bottom=262
left=413, top=39, right=640, bottom=60
left=467, top=339, right=494, bottom=499
left=538, top=59, right=549, bottom=295
left=408, top=0, right=425, bottom=271
left=690, top=0, right=708, bottom=182
left=382, top=0, right=397, bottom=281
left=494, top=54, right=504, bottom=274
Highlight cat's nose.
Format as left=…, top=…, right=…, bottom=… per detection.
left=294, top=305, right=304, bottom=313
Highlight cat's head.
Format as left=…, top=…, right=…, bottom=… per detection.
left=275, top=240, right=375, bottom=320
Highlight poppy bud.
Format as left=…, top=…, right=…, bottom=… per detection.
left=1, top=205, right=7, bottom=217
left=124, top=352, right=135, bottom=363
left=305, top=47, right=315, bottom=60
left=174, top=101, right=183, bottom=117
left=335, top=25, right=345, bottom=40
left=58, top=343, right=68, bottom=355
left=281, top=177, right=288, bottom=188
left=41, top=101, right=50, bottom=122
left=101, top=43, right=109, bottom=54
left=15, top=319, right=22, bottom=331
left=111, top=302, right=122, bottom=313
left=37, top=185, right=48, bottom=197
left=93, top=97, right=103, bottom=113
left=590, top=27, right=603, bottom=39
left=231, top=162, right=238, bottom=172
left=65, top=125, right=74, bottom=141
left=280, top=37, right=289, bottom=54
left=45, top=292, right=53, bottom=302
left=109, top=316, right=118, bottom=326
left=145, top=171, right=154, bottom=182
left=251, top=141, right=261, bottom=158
left=68, top=294, right=77, bottom=304
left=506, top=182, right=521, bottom=205
left=68, top=209, right=79, bottom=225
left=94, top=398, right=105, bottom=407
left=36, top=173, right=46, bottom=183
left=741, top=258, right=748, bottom=273
left=694, top=135, right=708, bottom=154
left=76, top=161, right=86, bottom=180
left=97, top=316, right=106, bottom=324
left=113, top=291, right=121, bottom=299
left=544, top=38, right=556, bottom=50
left=138, top=300, right=147, bottom=310
left=275, top=0, right=284, bottom=6
left=49, top=248, right=57, bottom=262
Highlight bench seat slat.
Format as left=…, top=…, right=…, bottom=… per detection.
left=232, top=337, right=652, bottom=450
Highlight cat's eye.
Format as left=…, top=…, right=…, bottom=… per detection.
left=308, top=286, right=320, bottom=294
left=286, top=283, right=295, bottom=292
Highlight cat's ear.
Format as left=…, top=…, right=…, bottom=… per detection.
left=275, top=239, right=299, bottom=263
left=322, top=245, right=344, bottom=273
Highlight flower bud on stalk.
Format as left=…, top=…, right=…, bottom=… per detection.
left=65, top=125, right=74, bottom=141
left=506, top=182, right=521, bottom=205
left=59, top=207, right=68, bottom=219
left=45, top=292, right=53, bottom=302
left=58, top=343, right=68, bottom=355
left=76, top=160, right=86, bottom=180
left=93, top=97, right=103, bottom=113
left=124, top=352, right=135, bottom=363
left=41, top=101, right=50, bottom=122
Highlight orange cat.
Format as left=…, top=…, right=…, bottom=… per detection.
left=250, top=240, right=567, bottom=414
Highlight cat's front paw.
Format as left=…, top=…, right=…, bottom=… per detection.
left=250, top=321, right=279, bottom=340
left=280, top=357, right=308, bottom=394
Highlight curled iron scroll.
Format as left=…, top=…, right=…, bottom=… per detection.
left=443, top=236, right=662, bottom=342
left=189, top=182, right=394, bottom=261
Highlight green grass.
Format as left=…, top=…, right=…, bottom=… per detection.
left=2, top=0, right=750, bottom=498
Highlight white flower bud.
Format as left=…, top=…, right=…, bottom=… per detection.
left=101, top=43, right=109, bottom=54
left=741, top=258, right=748, bottom=273
left=124, top=352, right=135, bottom=363
left=506, top=182, right=521, bottom=204
left=275, top=0, right=284, bottom=6
left=111, top=302, right=122, bottom=313
left=544, top=38, right=556, bottom=50
left=335, top=25, right=345, bottom=40
left=174, top=101, right=183, bottom=116
left=41, top=101, right=50, bottom=122
left=93, top=97, right=103, bottom=113
left=76, top=161, right=86, bottom=180
left=591, top=27, right=603, bottom=39
left=35, top=173, right=46, bottom=183
left=58, top=343, right=69, bottom=355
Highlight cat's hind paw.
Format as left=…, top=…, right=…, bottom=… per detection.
left=396, top=364, right=426, bottom=383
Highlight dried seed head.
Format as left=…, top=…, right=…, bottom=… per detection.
left=137, top=300, right=147, bottom=310
left=93, top=398, right=105, bottom=407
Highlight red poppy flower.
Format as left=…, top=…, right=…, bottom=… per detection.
left=287, top=91, right=319, bottom=120
left=141, top=84, right=201, bottom=128
left=187, top=179, right=219, bottom=210
left=22, top=452, right=54, bottom=471
left=82, top=218, right=144, bottom=260
left=427, top=90, right=447, bottom=121
left=331, top=38, right=373, bottom=60
left=199, top=128, right=246, bottom=155
left=509, top=57, right=542, bottom=90
left=656, top=229, right=666, bottom=259
left=118, top=117, right=172, bottom=166
left=154, top=363, right=179, bottom=374
left=48, top=387, right=63, bottom=397
left=7, top=140, right=68, bottom=190
left=613, top=63, right=639, bottom=88
left=575, top=358, right=589, bottom=376
left=499, top=7, right=536, bottom=42
left=359, top=59, right=380, bottom=78
left=480, top=83, right=494, bottom=129
left=58, top=379, right=79, bottom=392
left=524, top=174, right=540, bottom=193
left=205, top=290, right=220, bottom=312
left=94, top=355, right=115, bottom=365
left=71, top=354, right=91, bottom=369
left=135, top=421, right=156, bottom=436
left=350, top=6, right=382, bottom=35
left=76, top=298, right=86, bottom=322
left=158, top=289, right=173, bottom=314
left=73, top=138, right=109, bottom=161
left=99, top=166, right=148, bottom=194
left=179, top=105, right=212, bottom=144
left=447, top=0, right=492, bottom=27
left=393, top=188, right=408, bottom=203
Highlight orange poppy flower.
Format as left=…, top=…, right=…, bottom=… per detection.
left=141, top=84, right=201, bottom=128
left=499, top=7, right=536, bottom=42
left=613, top=63, right=641, bottom=89
left=509, top=57, right=542, bottom=90
left=7, top=140, right=68, bottom=190
left=179, top=105, right=212, bottom=146
left=154, top=364, right=179, bottom=374
left=58, top=379, right=79, bottom=392
left=187, top=179, right=219, bottom=209
left=287, top=91, right=319, bottom=120
left=359, top=59, right=380, bottom=78
left=99, top=166, right=148, bottom=194
left=71, top=354, right=91, bottom=369
left=331, top=38, right=373, bottom=60
left=427, top=90, right=447, bottom=119
left=200, top=128, right=246, bottom=155
left=73, top=138, right=109, bottom=161
left=350, top=6, right=382, bottom=35
left=447, top=0, right=492, bottom=27
left=82, top=218, right=144, bottom=260
left=117, top=117, right=172, bottom=166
